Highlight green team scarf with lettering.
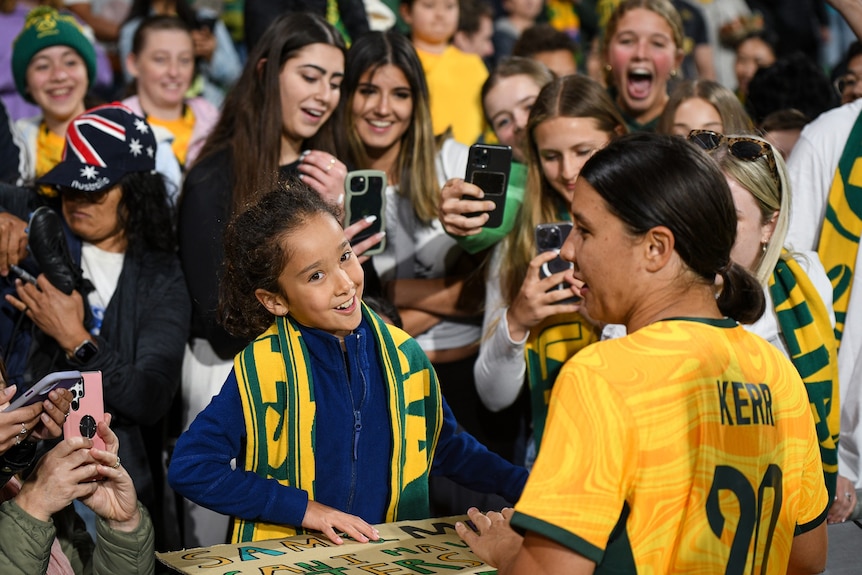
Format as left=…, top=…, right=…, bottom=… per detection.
left=524, top=313, right=599, bottom=451
left=818, top=109, right=862, bottom=345
left=232, top=304, right=442, bottom=542
left=769, top=255, right=840, bottom=500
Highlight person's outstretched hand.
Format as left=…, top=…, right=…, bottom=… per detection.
left=456, top=507, right=522, bottom=568
left=302, top=500, right=380, bottom=545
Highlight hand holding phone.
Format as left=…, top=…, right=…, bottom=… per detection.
left=439, top=179, right=496, bottom=237
left=4, top=370, right=82, bottom=412
left=535, top=222, right=580, bottom=305
left=463, top=144, right=512, bottom=228
left=64, top=372, right=106, bottom=471
left=344, top=170, right=387, bottom=256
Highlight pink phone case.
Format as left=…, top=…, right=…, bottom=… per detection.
left=64, top=371, right=106, bottom=480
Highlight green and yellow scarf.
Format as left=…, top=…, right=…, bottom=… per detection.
left=524, top=313, right=599, bottom=451
left=818, top=110, right=862, bottom=345
left=232, top=305, right=442, bottom=542
left=769, top=255, right=840, bottom=500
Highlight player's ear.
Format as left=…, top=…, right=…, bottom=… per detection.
left=255, top=288, right=289, bottom=317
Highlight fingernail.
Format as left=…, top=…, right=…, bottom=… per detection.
left=337, top=194, right=344, bottom=205
left=363, top=215, right=377, bottom=223
left=300, top=149, right=310, bottom=158
left=298, top=174, right=304, bottom=180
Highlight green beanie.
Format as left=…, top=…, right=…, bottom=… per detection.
left=12, top=6, right=98, bottom=102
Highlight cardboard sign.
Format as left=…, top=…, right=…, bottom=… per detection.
left=157, top=515, right=496, bottom=574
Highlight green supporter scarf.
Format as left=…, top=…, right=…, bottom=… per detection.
left=524, top=313, right=599, bottom=451
left=818, top=109, right=862, bottom=345
left=769, top=255, right=840, bottom=500
left=232, top=305, right=442, bottom=542
left=326, top=0, right=350, bottom=43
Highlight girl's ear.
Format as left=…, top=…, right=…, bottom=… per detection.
left=255, top=288, right=289, bottom=317
left=761, top=210, right=779, bottom=245
left=399, top=3, right=413, bottom=26
left=255, top=57, right=268, bottom=79
left=125, top=53, right=139, bottom=78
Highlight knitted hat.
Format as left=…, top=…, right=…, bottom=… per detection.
left=37, top=103, right=158, bottom=194
left=11, top=6, right=98, bottom=102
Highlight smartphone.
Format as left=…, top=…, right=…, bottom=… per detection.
left=463, top=143, right=512, bottom=228
left=344, top=169, right=387, bottom=256
left=535, top=222, right=580, bottom=305
left=64, top=371, right=106, bottom=458
left=4, top=370, right=82, bottom=412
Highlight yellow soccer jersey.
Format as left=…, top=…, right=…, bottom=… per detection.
left=415, top=45, right=488, bottom=145
left=512, top=317, right=828, bottom=574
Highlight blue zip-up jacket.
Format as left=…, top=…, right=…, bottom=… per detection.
left=168, top=315, right=528, bottom=528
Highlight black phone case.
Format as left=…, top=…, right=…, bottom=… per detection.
left=535, top=222, right=580, bottom=304
left=344, top=170, right=387, bottom=256
left=464, top=144, right=512, bottom=228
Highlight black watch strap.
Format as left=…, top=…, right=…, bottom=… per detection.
left=69, top=339, right=98, bottom=364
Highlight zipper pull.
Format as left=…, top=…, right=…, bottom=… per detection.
left=353, top=410, right=362, bottom=460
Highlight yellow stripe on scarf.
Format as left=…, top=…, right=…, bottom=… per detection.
left=524, top=312, right=598, bottom=450
left=818, top=113, right=862, bottom=345
left=234, top=320, right=316, bottom=542
left=769, top=255, right=840, bottom=499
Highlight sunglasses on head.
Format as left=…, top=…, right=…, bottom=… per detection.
left=687, top=129, right=780, bottom=187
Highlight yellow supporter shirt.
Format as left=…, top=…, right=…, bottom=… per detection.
left=147, top=106, right=196, bottom=168
left=36, top=124, right=65, bottom=196
left=415, top=45, right=488, bottom=145
left=36, top=123, right=65, bottom=178
left=513, top=317, right=828, bottom=574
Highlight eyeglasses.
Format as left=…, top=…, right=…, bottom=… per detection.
left=834, top=73, right=858, bottom=96
left=687, top=129, right=780, bottom=188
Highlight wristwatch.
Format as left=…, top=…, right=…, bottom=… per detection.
left=69, top=339, right=98, bottom=364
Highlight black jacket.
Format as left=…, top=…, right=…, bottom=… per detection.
left=0, top=186, right=190, bottom=508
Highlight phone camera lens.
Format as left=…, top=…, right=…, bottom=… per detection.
left=350, top=176, right=365, bottom=192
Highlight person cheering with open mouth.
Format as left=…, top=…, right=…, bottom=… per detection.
left=601, top=0, right=684, bottom=133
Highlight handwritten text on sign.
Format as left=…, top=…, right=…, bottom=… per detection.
left=157, top=515, right=496, bottom=575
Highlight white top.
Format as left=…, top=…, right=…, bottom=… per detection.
left=473, top=243, right=527, bottom=412
left=81, top=242, right=124, bottom=336
left=695, top=0, right=751, bottom=90
left=371, top=138, right=479, bottom=351
left=787, top=98, right=862, bottom=487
